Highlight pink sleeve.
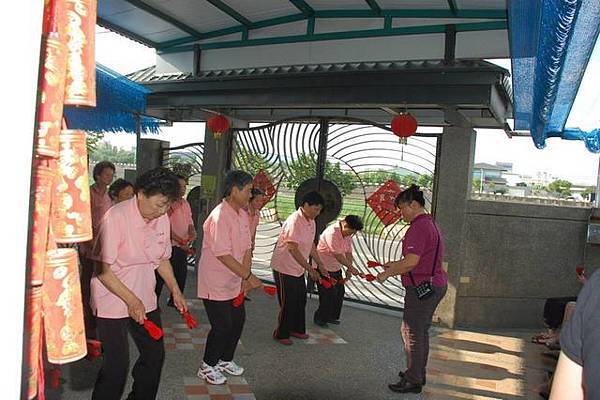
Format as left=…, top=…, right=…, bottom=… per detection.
left=282, top=214, right=303, bottom=245
left=162, top=218, right=172, bottom=260
left=90, top=212, right=122, bottom=265
left=209, top=214, right=233, bottom=257
left=326, top=228, right=345, bottom=255
left=184, top=200, right=194, bottom=226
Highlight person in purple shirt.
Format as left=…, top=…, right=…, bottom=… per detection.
left=377, top=184, right=448, bottom=394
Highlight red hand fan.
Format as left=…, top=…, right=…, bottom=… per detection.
left=182, top=311, right=198, bottom=329
left=319, top=278, right=333, bottom=289
left=143, top=319, right=164, bottom=340
left=233, top=292, right=245, bottom=307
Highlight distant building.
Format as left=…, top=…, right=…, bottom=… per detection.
left=473, top=162, right=508, bottom=192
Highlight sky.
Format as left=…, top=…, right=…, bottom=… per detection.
left=95, top=27, right=600, bottom=186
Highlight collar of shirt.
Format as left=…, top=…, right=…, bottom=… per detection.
left=90, top=183, right=108, bottom=197
left=410, top=213, right=431, bottom=225
left=221, top=198, right=242, bottom=217
left=128, top=196, right=148, bottom=228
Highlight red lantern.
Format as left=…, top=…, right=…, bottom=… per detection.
left=391, top=112, right=418, bottom=144
left=207, top=115, right=230, bottom=140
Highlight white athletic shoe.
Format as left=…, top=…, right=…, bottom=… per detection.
left=217, top=360, right=244, bottom=376
left=197, top=362, right=227, bottom=385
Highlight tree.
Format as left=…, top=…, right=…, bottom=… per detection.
left=472, top=178, right=482, bottom=192
left=235, top=147, right=270, bottom=176
left=285, top=153, right=357, bottom=196
left=362, top=170, right=400, bottom=185
left=416, top=174, right=433, bottom=189
left=547, top=179, right=572, bottom=198
left=86, top=132, right=105, bottom=154
left=90, top=141, right=135, bottom=164
left=582, top=186, right=596, bottom=201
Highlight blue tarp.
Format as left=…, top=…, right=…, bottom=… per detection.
left=64, top=64, right=159, bottom=134
left=509, top=0, right=600, bottom=152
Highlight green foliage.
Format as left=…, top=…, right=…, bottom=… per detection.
left=581, top=186, right=595, bottom=201
left=171, top=162, right=193, bottom=179
left=361, top=169, right=432, bottom=188
left=547, top=179, right=573, bottom=197
left=416, top=174, right=433, bottom=189
left=86, top=132, right=105, bottom=154
left=235, top=147, right=270, bottom=176
left=472, top=178, right=482, bottom=192
left=89, top=141, right=135, bottom=164
left=285, top=153, right=357, bottom=196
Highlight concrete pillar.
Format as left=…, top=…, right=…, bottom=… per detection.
left=432, top=124, right=476, bottom=328
left=136, top=138, right=169, bottom=178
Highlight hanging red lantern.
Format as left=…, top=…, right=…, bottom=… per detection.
left=391, top=112, right=418, bottom=144
left=207, top=115, right=230, bottom=140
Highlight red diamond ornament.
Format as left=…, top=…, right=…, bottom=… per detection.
left=253, top=170, right=276, bottom=210
left=367, top=180, right=403, bottom=226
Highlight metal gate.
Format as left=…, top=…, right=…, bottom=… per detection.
left=233, top=117, right=438, bottom=309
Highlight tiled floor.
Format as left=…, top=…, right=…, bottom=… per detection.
left=183, top=376, right=256, bottom=400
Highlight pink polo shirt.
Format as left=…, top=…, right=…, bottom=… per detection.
left=81, top=184, right=113, bottom=256
left=197, top=200, right=251, bottom=301
left=317, top=222, right=353, bottom=272
left=248, top=210, right=260, bottom=246
left=169, top=198, right=194, bottom=247
left=89, top=197, right=172, bottom=319
left=270, top=209, right=316, bottom=277
left=401, top=214, right=447, bottom=287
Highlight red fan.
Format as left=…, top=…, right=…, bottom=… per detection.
left=143, top=320, right=164, bottom=340
left=367, top=260, right=384, bottom=268
left=319, top=278, right=333, bottom=289
left=364, top=274, right=377, bottom=282
left=233, top=292, right=245, bottom=307
left=576, top=265, right=584, bottom=276
left=328, top=277, right=337, bottom=286
left=182, top=311, right=198, bottom=329
left=86, top=339, right=102, bottom=361
left=263, top=285, right=277, bottom=296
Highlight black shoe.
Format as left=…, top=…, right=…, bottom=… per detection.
left=398, top=371, right=426, bottom=386
left=328, top=319, right=341, bottom=325
left=313, top=318, right=328, bottom=328
left=388, top=378, right=422, bottom=394
left=167, top=299, right=176, bottom=308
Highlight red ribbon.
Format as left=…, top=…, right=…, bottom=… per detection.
left=85, top=339, right=102, bottom=361
left=367, top=260, right=384, bottom=268
left=263, top=285, right=277, bottom=296
left=319, top=278, right=333, bottom=289
left=364, top=273, right=377, bottom=282
left=182, top=311, right=198, bottom=329
left=143, top=320, right=163, bottom=340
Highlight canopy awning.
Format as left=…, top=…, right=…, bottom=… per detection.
left=64, top=64, right=159, bottom=133
left=509, top=0, right=600, bottom=152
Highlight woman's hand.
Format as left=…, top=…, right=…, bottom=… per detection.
left=308, top=268, right=320, bottom=282
left=317, top=264, right=329, bottom=278
left=376, top=271, right=388, bottom=283
left=242, top=274, right=262, bottom=293
left=172, top=290, right=188, bottom=314
left=127, top=296, right=146, bottom=325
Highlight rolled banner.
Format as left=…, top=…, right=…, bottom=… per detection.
left=25, top=287, right=43, bottom=400
left=43, top=249, right=87, bottom=364
left=51, top=130, right=92, bottom=243
left=36, top=32, right=68, bottom=158
left=30, top=162, right=55, bottom=285
left=64, top=0, right=96, bottom=107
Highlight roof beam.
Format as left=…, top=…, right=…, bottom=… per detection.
left=97, top=17, right=160, bottom=48
left=289, top=0, right=315, bottom=17
left=158, top=20, right=508, bottom=53
left=365, top=0, right=382, bottom=15
left=123, top=0, right=202, bottom=38
left=204, top=0, right=253, bottom=27
left=447, top=0, right=458, bottom=17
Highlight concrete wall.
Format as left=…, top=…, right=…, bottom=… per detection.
left=455, top=200, right=600, bottom=329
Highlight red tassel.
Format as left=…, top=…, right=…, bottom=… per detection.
left=182, top=311, right=198, bottom=329
left=263, top=286, right=277, bottom=296
left=232, top=292, right=245, bottom=308
left=143, top=320, right=163, bottom=340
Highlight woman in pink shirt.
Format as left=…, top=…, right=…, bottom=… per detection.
left=313, top=215, right=363, bottom=327
left=90, top=167, right=188, bottom=400
left=197, top=171, right=262, bottom=385
left=271, top=191, right=327, bottom=345
left=377, top=185, right=447, bottom=394
left=108, top=178, right=134, bottom=204
left=80, top=160, right=115, bottom=339
left=247, top=188, right=264, bottom=252
left=156, top=174, right=196, bottom=307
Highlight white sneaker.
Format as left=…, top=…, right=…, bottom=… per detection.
left=217, top=360, right=244, bottom=376
left=197, top=362, right=227, bottom=385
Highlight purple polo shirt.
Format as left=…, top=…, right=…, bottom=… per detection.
left=401, top=214, right=447, bottom=287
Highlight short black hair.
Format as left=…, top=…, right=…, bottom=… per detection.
left=175, top=174, right=188, bottom=182
left=93, top=161, right=116, bottom=181
left=108, top=178, right=133, bottom=200
left=135, top=167, right=179, bottom=202
left=223, top=170, right=253, bottom=198
left=301, top=191, right=324, bottom=207
left=250, top=187, right=265, bottom=200
left=344, top=215, right=363, bottom=231
left=395, top=184, right=425, bottom=207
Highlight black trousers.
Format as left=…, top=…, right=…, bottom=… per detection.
left=273, top=271, right=307, bottom=339
left=92, top=310, right=165, bottom=400
left=155, top=246, right=188, bottom=302
left=543, top=296, right=578, bottom=329
left=78, top=255, right=96, bottom=338
left=314, top=269, right=345, bottom=323
left=203, top=299, right=246, bottom=366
